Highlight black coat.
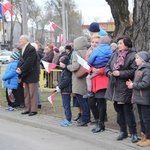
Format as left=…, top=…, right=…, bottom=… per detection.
left=18, top=43, right=39, bottom=83
left=105, top=48, right=137, bottom=103
left=133, top=62, right=150, bottom=105
left=58, top=68, right=72, bottom=93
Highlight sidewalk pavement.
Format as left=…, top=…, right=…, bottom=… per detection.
left=0, top=106, right=148, bottom=150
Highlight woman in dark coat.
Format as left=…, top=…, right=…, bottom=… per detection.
left=105, top=36, right=138, bottom=143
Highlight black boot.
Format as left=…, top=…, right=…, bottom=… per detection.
left=131, top=134, right=138, bottom=143
left=92, top=120, right=105, bottom=133
left=116, top=132, right=128, bottom=141
left=73, top=113, right=81, bottom=121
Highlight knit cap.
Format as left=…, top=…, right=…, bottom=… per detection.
left=53, top=47, right=59, bottom=53
left=10, top=52, right=20, bottom=60
left=136, top=51, right=150, bottom=62
left=88, top=22, right=100, bottom=32
left=59, top=55, right=69, bottom=65
left=65, top=45, right=72, bottom=51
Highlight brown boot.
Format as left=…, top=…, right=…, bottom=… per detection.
left=137, top=133, right=146, bottom=146
left=138, top=139, right=150, bottom=147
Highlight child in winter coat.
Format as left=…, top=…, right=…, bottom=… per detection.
left=126, top=51, right=150, bottom=147
left=56, top=55, right=72, bottom=127
left=83, top=36, right=112, bottom=98
left=2, top=52, right=20, bottom=111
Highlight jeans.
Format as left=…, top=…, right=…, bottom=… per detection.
left=76, top=94, right=90, bottom=122
left=137, top=104, right=150, bottom=139
left=61, top=94, right=72, bottom=122
left=37, top=82, right=41, bottom=105
left=114, top=102, right=137, bottom=134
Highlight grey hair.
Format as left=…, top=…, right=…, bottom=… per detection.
left=20, top=35, right=29, bottom=41
left=110, top=42, right=118, bottom=48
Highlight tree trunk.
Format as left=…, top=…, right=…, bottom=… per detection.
left=105, top=0, right=132, bottom=41
left=132, top=0, right=150, bottom=52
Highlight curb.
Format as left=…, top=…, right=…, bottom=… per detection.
left=0, top=108, right=147, bottom=150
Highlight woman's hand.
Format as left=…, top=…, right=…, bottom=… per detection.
left=92, top=67, right=100, bottom=74
left=112, top=70, right=120, bottom=76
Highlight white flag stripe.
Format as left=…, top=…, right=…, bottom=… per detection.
left=41, top=60, right=49, bottom=72
left=76, top=54, right=90, bottom=70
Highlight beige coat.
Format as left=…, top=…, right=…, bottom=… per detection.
left=67, top=36, right=88, bottom=95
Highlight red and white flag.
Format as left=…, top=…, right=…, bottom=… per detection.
left=2, top=0, right=14, bottom=15
left=57, top=34, right=64, bottom=43
left=50, top=22, right=57, bottom=32
left=48, top=94, right=55, bottom=105
left=41, top=60, right=57, bottom=73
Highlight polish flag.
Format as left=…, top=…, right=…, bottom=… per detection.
left=50, top=22, right=57, bottom=32
left=41, top=60, right=57, bottom=73
left=57, top=34, right=64, bottom=43
left=60, top=34, right=64, bottom=42
left=48, top=94, right=55, bottom=105
left=2, top=1, right=14, bottom=15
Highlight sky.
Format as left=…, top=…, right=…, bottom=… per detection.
left=74, top=0, right=112, bottom=24
left=36, top=0, right=134, bottom=24
left=36, top=0, right=112, bottom=24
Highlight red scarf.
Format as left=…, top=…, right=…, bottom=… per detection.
left=113, top=48, right=129, bottom=71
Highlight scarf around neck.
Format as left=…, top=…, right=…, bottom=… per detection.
left=113, top=48, right=129, bottom=71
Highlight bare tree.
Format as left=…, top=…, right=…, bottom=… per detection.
left=132, top=0, right=150, bottom=52
left=45, top=0, right=83, bottom=42
left=105, top=0, right=150, bottom=52
left=105, top=0, right=132, bottom=41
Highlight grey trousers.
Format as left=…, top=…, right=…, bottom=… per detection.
left=86, top=73, right=98, bottom=91
left=24, top=82, right=38, bottom=112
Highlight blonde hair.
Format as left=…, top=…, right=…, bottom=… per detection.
left=31, top=42, right=38, bottom=51
left=59, top=46, right=65, bottom=53
left=90, top=35, right=101, bottom=41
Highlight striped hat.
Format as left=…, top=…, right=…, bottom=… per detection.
left=10, top=52, right=20, bottom=60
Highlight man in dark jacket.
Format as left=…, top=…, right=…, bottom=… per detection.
left=16, top=35, right=39, bottom=116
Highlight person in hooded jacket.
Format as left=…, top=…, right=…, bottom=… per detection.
left=126, top=51, right=150, bottom=147
left=67, top=36, right=90, bottom=126
left=105, top=35, right=138, bottom=143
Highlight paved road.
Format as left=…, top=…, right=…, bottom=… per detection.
left=0, top=107, right=149, bottom=150
left=0, top=118, right=103, bottom=150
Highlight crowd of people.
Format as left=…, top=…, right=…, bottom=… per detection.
left=1, top=22, right=150, bottom=147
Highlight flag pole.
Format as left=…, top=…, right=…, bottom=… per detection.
left=52, top=91, right=57, bottom=112
left=56, top=24, right=63, bottom=30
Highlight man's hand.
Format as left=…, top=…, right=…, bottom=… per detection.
left=16, top=68, right=21, bottom=74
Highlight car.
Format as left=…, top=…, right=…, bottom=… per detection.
left=0, top=51, right=12, bottom=64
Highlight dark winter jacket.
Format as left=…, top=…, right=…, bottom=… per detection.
left=88, top=44, right=112, bottom=68
left=58, top=68, right=72, bottom=93
left=18, top=43, right=39, bottom=83
left=105, top=48, right=137, bottom=103
left=132, top=62, right=150, bottom=105
left=2, top=61, right=19, bottom=89
left=42, top=50, right=54, bottom=63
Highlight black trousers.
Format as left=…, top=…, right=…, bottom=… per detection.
left=137, top=104, right=150, bottom=139
left=114, top=102, right=137, bottom=134
left=88, top=97, right=106, bottom=122
left=16, top=82, right=24, bottom=106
